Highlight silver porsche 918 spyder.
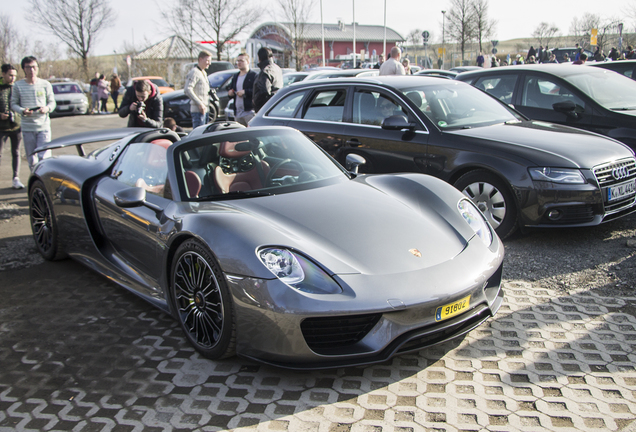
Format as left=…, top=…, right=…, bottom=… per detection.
left=28, top=123, right=504, bottom=369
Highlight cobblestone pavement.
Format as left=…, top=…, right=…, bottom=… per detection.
left=0, top=257, right=635, bottom=431
left=1, top=117, right=636, bottom=431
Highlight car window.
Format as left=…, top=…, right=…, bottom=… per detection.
left=565, top=69, right=636, bottom=110
left=352, top=90, right=405, bottom=126
left=520, top=76, right=585, bottom=110
left=111, top=142, right=170, bottom=197
left=53, top=84, right=83, bottom=94
left=302, top=89, right=346, bottom=122
left=176, top=129, right=346, bottom=199
left=268, top=90, right=307, bottom=118
left=474, top=75, right=517, bottom=104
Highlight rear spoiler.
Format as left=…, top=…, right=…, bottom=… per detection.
left=34, top=128, right=155, bottom=156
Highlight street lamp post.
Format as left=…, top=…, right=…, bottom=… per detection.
left=441, top=10, right=446, bottom=69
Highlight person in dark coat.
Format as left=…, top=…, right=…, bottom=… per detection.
left=527, top=46, right=536, bottom=60
left=118, top=80, right=163, bottom=128
left=252, top=47, right=283, bottom=113
left=228, top=53, right=258, bottom=126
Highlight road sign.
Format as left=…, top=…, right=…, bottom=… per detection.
left=591, top=28, right=598, bottom=46
left=491, top=48, right=498, bottom=54
left=491, top=40, right=499, bottom=47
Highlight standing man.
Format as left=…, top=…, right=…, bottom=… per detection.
left=184, top=50, right=212, bottom=129
left=89, top=72, right=100, bottom=114
left=0, top=64, right=23, bottom=188
left=379, top=46, right=406, bottom=76
left=118, top=80, right=163, bottom=128
left=252, top=47, right=283, bottom=113
left=228, top=53, right=257, bottom=126
left=11, top=56, right=55, bottom=170
left=374, top=54, right=384, bottom=69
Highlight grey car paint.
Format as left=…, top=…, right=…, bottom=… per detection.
left=28, top=126, right=504, bottom=368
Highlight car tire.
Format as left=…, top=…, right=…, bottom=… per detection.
left=454, top=170, right=517, bottom=239
left=29, top=180, right=67, bottom=261
left=207, top=105, right=218, bottom=123
left=170, top=239, right=236, bottom=359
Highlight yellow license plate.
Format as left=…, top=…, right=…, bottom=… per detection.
left=435, top=295, right=470, bottom=322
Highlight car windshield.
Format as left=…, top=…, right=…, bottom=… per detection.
left=397, top=81, right=521, bottom=129
left=177, top=128, right=347, bottom=200
left=52, top=84, right=82, bottom=94
left=565, top=69, right=636, bottom=110
left=208, top=71, right=235, bottom=88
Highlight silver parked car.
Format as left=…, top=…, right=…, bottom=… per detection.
left=51, top=82, right=89, bottom=116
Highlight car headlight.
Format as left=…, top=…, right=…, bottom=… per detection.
left=258, top=247, right=342, bottom=294
left=458, top=199, right=493, bottom=246
left=529, top=167, right=586, bottom=184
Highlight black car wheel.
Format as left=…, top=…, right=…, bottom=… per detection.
left=29, top=180, right=66, bottom=260
left=454, top=170, right=517, bottom=239
left=170, top=239, right=236, bottom=359
left=207, top=105, right=218, bottom=123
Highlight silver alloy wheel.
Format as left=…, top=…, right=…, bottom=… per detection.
left=173, top=251, right=224, bottom=349
left=461, top=181, right=506, bottom=229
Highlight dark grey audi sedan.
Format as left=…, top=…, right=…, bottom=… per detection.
left=250, top=76, right=636, bottom=238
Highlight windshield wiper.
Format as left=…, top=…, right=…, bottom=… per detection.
left=610, top=107, right=636, bottom=111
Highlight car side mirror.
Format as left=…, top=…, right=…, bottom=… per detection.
left=114, top=187, right=163, bottom=217
left=381, top=115, right=416, bottom=131
left=553, top=100, right=584, bottom=120
left=345, top=153, right=366, bottom=175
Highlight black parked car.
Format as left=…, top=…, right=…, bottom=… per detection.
left=163, top=69, right=238, bottom=127
left=589, top=59, right=636, bottom=80
left=456, top=64, right=636, bottom=152
left=250, top=76, right=636, bottom=238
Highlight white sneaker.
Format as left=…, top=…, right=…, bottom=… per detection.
left=12, top=177, right=25, bottom=189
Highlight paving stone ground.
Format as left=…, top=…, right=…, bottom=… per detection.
left=1, top=116, right=636, bottom=431
left=1, top=257, right=635, bottom=431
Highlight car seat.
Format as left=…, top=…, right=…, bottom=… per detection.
left=214, top=141, right=270, bottom=193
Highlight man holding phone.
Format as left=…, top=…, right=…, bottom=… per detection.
left=11, top=56, right=56, bottom=170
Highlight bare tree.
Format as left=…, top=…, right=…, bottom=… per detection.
left=472, top=0, right=496, bottom=54
left=446, top=0, right=476, bottom=61
left=0, top=15, right=29, bottom=65
left=277, top=0, right=316, bottom=70
left=195, top=0, right=261, bottom=61
left=160, top=0, right=201, bottom=61
left=28, top=0, right=116, bottom=80
left=570, top=13, right=620, bottom=52
left=532, top=22, right=559, bottom=48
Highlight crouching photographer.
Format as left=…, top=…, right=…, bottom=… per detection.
left=118, top=79, right=163, bottom=128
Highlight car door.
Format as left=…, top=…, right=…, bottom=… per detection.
left=283, top=85, right=350, bottom=157
left=514, top=72, right=595, bottom=130
left=92, top=141, right=171, bottom=289
left=340, top=86, right=428, bottom=173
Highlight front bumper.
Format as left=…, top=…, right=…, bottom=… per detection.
left=225, top=235, right=504, bottom=369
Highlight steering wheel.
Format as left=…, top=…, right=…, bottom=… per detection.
left=265, top=159, right=304, bottom=186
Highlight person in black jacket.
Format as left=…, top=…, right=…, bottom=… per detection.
left=118, top=80, right=163, bottom=128
left=228, top=53, right=258, bottom=126
left=0, top=64, right=23, bottom=189
left=252, top=47, right=283, bottom=113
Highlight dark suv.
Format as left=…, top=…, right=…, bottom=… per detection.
left=250, top=76, right=636, bottom=238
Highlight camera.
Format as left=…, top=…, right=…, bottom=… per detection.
left=136, top=101, right=146, bottom=114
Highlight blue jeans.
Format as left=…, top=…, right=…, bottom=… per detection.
left=191, top=111, right=209, bottom=129
left=22, top=130, right=51, bottom=171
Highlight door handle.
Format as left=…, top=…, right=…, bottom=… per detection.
left=346, top=140, right=361, bottom=147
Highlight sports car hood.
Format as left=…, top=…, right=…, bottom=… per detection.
left=190, top=177, right=473, bottom=276
left=447, top=120, right=634, bottom=167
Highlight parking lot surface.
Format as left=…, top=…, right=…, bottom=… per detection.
left=1, top=116, right=635, bottom=431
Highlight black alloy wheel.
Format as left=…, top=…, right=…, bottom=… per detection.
left=170, top=239, right=236, bottom=359
left=29, top=180, right=66, bottom=261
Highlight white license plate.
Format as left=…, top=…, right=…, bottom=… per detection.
left=607, top=179, right=636, bottom=202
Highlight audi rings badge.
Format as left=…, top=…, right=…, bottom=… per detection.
left=612, top=166, right=630, bottom=181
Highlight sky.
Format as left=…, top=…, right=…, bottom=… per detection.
left=4, top=0, right=633, bottom=57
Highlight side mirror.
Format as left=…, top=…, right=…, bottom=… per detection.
left=381, top=115, right=416, bottom=131
left=553, top=100, right=584, bottom=120
left=114, top=187, right=163, bottom=216
left=346, top=153, right=366, bottom=175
